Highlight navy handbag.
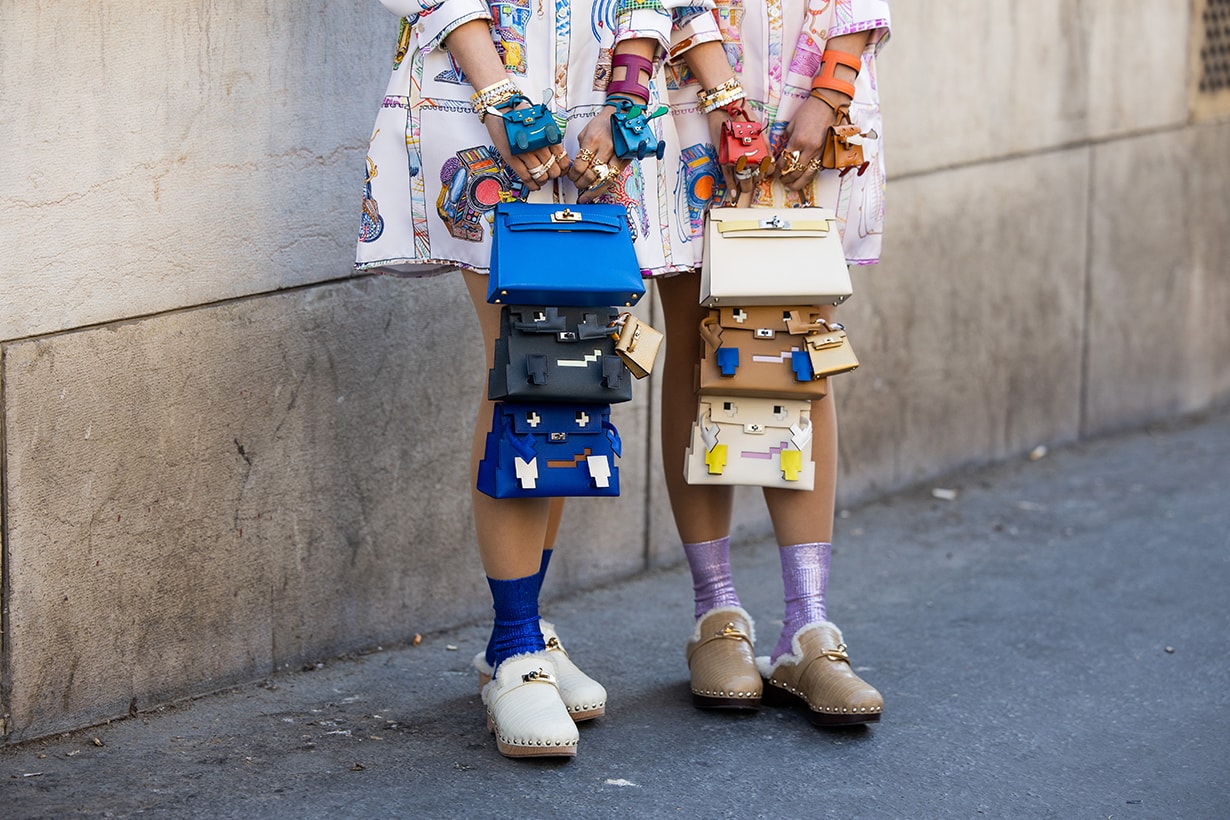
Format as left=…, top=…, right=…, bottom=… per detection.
left=489, top=306, right=633, bottom=404
left=476, top=403, right=623, bottom=498
left=488, top=203, right=645, bottom=307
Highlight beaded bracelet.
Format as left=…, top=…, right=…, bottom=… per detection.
left=810, top=50, right=861, bottom=99
left=471, top=79, right=521, bottom=116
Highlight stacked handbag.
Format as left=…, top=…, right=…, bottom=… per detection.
left=684, top=206, right=861, bottom=491
left=477, top=202, right=662, bottom=498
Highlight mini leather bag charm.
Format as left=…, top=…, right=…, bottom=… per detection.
left=717, top=107, right=771, bottom=167
left=700, top=207, right=852, bottom=307
left=804, top=320, right=859, bottom=378
left=611, top=313, right=664, bottom=379
left=489, top=202, right=645, bottom=307
left=609, top=98, right=668, bottom=161
left=822, top=107, right=869, bottom=170
left=696, top=306, right=831, bottom=398
left=684, top=395, right=815, bottom=490
left=477, top=403, right=622, bottom=498
left=494, top=92, right=563, bottom=155
left=489, top=306, right=633, bottom=403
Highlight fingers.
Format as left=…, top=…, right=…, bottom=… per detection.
left=568, top=145, right=623, bottom=203
left=776, top=144, right=825, bottom=192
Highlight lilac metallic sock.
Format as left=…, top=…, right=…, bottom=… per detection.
left=771, top=541, right=831, bottom=662
left=683, top=536, right=741, bottom=619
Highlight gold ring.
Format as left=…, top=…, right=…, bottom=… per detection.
left=779, top=150, right=802, bottom=175
left=577, top=147, right=597, bottom=164
left=806, top=157, right=824, bottom=172
left=589, top=162, right=613, bottom=180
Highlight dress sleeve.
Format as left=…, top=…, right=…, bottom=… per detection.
left=379, top=0, right=494, bottom=55
left=828, top=0, right=892, bottom=52
left=615, top=0, right=717, bottom=55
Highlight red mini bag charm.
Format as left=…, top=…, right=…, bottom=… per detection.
left=717, top=105, right=771, bottom=167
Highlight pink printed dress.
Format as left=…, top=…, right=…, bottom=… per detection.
left=664, top=0, right=891, bottom=267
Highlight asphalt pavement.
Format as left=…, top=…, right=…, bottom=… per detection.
left=4, top=408, right=1229, bottom=819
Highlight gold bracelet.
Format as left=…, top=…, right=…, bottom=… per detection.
left=697, top=87, right=746, bottom=114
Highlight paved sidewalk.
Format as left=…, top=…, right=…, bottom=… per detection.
left=4, top=409, right=1229, bottom=819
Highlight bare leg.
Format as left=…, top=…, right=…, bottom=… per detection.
left=655, top=272, right=734, bottom=543
left=462, top=269, right=557, bottom=581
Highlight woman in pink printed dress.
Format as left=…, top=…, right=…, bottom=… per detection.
left=657, top=0, right=892, bottom=727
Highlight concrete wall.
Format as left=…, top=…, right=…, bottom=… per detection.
left=2, top=0, right=1228, bottom=742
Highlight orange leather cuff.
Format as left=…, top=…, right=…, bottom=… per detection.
left=810, top=49, right=862, bottom=99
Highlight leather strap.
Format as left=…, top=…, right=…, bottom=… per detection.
left=810, top=49, right=861, bottom=99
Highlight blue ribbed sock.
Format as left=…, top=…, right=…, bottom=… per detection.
left=484, top=574, right=546, bottom=669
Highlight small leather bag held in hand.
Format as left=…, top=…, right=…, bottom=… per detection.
left=612, top=313, right=664, bottom=379
left=495, top=92, right=563, bottom=155
left=489, top=306, right=633, bottom=404
left=699, top=208, right=851, bottom=307
left=717, top=107, right=771, bottom=168
left=489, top=203, right=645, bottom=307
left=609, top=98, right=668, bottom=161
left=804, top=320, right=859, bottom=378
left=477, top=403, right=622, bottom=497
left=696, top=306, right=832, bottom=398
left=683, top=395, right=815, bottom=491
left=816, top=101, right=874, bottom=170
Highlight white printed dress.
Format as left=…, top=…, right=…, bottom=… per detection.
left=356, top=0, right=718, bottom=278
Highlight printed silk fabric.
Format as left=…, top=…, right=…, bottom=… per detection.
left=355, top=0, right=889, bottom=277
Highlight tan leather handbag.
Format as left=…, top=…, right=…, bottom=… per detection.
left=696, top=306, right=832, bottom=398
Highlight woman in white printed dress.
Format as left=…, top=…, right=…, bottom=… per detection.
left=654, top=0, right=892, bottom=727
left=356, top=0, right=723, bottom=758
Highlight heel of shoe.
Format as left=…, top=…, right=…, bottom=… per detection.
left=759, top=679, right=796, bottom=708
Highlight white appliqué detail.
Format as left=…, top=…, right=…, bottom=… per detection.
left=515, top=456, right=539, bottom=488
left=575, top=411, right=590, bottom=426
left=751, top=346, right=802, bottom=364
left=732, top=309, right=748, bottom=323
left=556, top=348, right=605, bottom=367
left=790, top=419, right=813, bottom=449
left=525, top=411, right=541, bottom=428
left=701, top=418, right=720, bottom=450
left=586, top=455, right=611, bottom=487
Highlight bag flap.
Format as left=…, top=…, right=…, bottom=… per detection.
left=499, top=204, right=624, bottom=234
left=505, top=404, right=607, bottom=436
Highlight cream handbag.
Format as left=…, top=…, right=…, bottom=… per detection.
left=699, top=207, right=852, bottom=308
left=683, top=395, right=815, bottom=490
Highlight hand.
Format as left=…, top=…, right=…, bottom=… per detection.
left=568, top=105, right=627, bottom=203
left=482, top=103, right=571, bottom=192
left=777, top=95, right=840, bottom=192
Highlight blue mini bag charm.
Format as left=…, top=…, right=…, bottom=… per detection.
left=608, top=97, right=668, bottom=161
left=494, top=90, right=563, bottom=155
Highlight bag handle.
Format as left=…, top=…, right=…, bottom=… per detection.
left=699, top=313, right=723, bottom=350
left=502, top=208, right=623, bottom=233
left=714, top=213, right=831, bottom=235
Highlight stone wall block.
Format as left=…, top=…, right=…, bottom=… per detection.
left=837, top=149, right=1089, bottom=498
left=1084, top=124, right=1230, bottom=433
left=0, top=2, right=392, bottom=341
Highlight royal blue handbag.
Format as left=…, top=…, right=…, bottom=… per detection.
left=476, top=403, right=622, bottom=498
left=488, top=202, right=645, bottom=307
